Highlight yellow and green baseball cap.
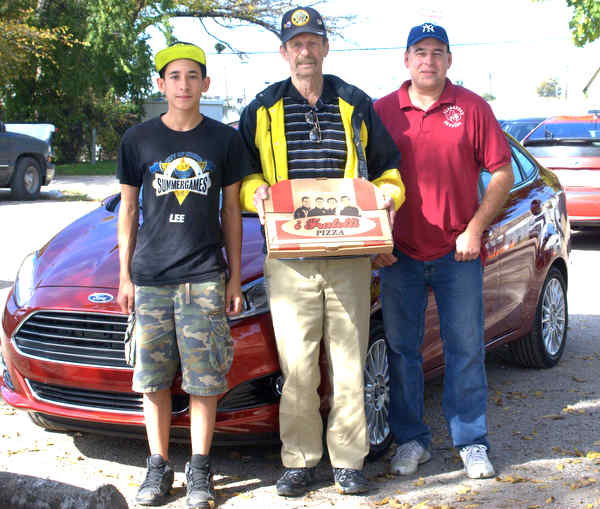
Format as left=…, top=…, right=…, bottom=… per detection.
left=155, top=42, right=207, bottom=73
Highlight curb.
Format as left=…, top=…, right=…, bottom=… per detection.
left=0, top=472, right=128, bottom=509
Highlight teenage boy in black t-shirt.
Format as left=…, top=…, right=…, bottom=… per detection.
left=117, top=42, right=252, bottom=509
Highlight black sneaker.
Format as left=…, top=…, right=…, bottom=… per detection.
left=135, top=454, right=174, bottom=506
left=185, top=454, right=215, bottom=509
left=276, top=467, right=316, bottom=497
left=333, top=468, right=369, bottom=495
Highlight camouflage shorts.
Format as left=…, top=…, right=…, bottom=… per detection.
left=131, top=273, right=233, bottom=396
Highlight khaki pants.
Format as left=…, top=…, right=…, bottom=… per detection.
left=264, top=256, right=371, bottom=469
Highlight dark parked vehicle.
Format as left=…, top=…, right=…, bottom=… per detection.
left=0, top=134, right=570, bottom=457
left=0, top=121, right=55, bottom=199
left=501, top=117, right=545, bottom=142
left=523, top=114, right=600, bottom=229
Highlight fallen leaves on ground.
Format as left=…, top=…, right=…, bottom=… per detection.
left=568, top=477, right=596, bottom=490
left=496, top=474, right=529, bottom=483
left=541, top=414, right=565, bottom=420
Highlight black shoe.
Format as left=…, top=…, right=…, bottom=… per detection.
left=276, top=467, right=316, bottom=497
left=185, top=454, right=215, bottom=509
left=135, top=454, right=174, bottom=506
left=333, top=468, right=369, bottom=495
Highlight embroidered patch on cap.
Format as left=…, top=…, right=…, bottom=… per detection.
left=291, top=9, right=310, bottom=26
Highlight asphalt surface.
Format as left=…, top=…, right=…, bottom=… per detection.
left=0, top=177, right=599, bottom=508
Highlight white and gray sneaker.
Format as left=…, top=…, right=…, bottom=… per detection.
left=459, top=444, right=495, bottom=479
left=390, top=440, right=432, bottom=475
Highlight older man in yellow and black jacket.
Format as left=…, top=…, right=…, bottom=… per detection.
left=239, top=5, right=405, bottom=499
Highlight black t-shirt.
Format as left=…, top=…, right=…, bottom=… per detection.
left=117, top=115, right=252, bottom=286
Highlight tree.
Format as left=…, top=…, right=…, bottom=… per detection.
left=564, top=0, right=600, bottom=47
left=0, top=2, right=78, bottom=90
left=537, top=78, right=562, bottom=98
left=1, top=1, right=349, bottom=162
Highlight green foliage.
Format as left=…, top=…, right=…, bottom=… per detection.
left=566, top=0, right=600, bottom=46
left=482, top=93, right=496, bottom=102
left=1, top=0, right=153, bottom=163
left=0, top=2, right=78, bottom=89
left=1, top=1, right=349, bottom=162
left=537, top=78, right=562, bottom=98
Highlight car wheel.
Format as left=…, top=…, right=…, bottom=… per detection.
left=365, top=322, right=392, bottom=459
left=28, top=411, right=69, bottom=432
left=12, top=157, right=42, bottom=200
left=509, top=267, right=568, bottom=368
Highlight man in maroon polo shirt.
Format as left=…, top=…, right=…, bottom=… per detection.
left=374, top=22, right=513, bottom=479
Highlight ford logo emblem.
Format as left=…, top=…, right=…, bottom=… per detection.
left=88, top=293, right=114, bottom=303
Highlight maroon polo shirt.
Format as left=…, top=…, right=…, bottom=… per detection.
left=375, top=79, right=510, bottom=261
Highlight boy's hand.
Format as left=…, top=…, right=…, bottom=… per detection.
left=225, top=278, right=242, bottom=315
left=118, top=278, right=135, bottom=314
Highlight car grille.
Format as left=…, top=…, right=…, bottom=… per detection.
left=13, top=311, right=128, bottom=368
left=27, top=380, right=190, bottom=415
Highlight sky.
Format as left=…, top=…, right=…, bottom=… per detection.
left=145, top=0, right=600, bottom=119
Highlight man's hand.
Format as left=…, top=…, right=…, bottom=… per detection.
left=454, top=228, right=482, bottom=262
left=225, top=279, right=243, bottom=316
left=383, top=196, right=396, bottom=231
left=117, top=278, right=135, bottom=314
left=253, top=184, right=269, bottom=225
left=372, top=252, right=398, bottom=269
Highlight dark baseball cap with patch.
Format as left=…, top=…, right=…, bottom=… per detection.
left=280, top=6, right=327, bottom=44
left=406, top=22, right=450, bottom=50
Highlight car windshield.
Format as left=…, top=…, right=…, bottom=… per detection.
left=527, top=121, right=600, bottom=141
left=503, top=120, right=544, bottom=141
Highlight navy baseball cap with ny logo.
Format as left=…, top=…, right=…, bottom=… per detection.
left=406, top=23, right=450, bottom=49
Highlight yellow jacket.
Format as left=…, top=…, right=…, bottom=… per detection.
left=238, top=76, right=405, bottom=213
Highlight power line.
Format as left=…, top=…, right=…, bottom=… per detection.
left=204, top=38, right=570, bottom=56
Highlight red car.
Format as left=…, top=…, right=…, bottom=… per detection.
left=1, top=135, right=570, bottom=458
left=523, top=113, right=600, bottom=229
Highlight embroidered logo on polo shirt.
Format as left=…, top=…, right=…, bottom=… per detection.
left=443, top=105, right=464, bottom=128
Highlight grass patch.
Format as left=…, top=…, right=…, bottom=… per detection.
left=56, top=160, right=116, bottom=176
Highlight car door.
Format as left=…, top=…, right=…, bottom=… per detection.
left=420, top=171, right=502, bottom=374
left=492, top=141, right=547, bottom=335
left=0, top=129, right=12, bottom=185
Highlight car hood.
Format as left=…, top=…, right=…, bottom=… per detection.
left=34, top=200, right=266, bottom=289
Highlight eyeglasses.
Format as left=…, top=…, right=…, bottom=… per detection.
left=305, top=110, right=322, bottom=143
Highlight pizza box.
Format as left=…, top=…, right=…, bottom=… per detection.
left=263, top=178, right=393, bottom=258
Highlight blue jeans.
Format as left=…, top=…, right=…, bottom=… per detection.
left=381, top=250, right=489, bottom=451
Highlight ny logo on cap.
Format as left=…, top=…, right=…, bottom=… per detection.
left=422, top=23, right=435, bottom=33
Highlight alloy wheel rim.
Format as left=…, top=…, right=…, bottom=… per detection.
left=541, top=278, right=566, bottom=356
left=364, top=337, right=390, bottom=446
left=24, top=166, right=40, bottom=193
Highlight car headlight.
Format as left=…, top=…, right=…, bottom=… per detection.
left=13, top=251, right=38, bottom=307
left=230, top=277, right=269, bottom=322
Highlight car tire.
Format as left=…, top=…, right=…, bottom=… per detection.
left=509, top=267, right=568, bottom=368
left=28, top=411, right=69, bottom=432
left=365, top=321, right=393, bottom=459
left=11, top=156, right=42, bottom=200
